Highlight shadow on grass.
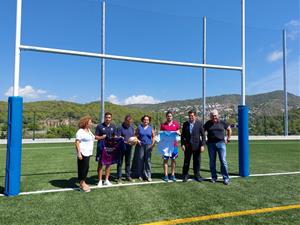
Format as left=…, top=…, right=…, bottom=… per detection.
left=0, top=186, right=4, bottom=194
left=49, top=170, right=237, bottom=188
left=49, top=177, right=79, bottom=189
left=151, top=163, right=239, bottom=176
left=49, top=175, right=101, bottom=188
left=0, top=169, right=239, bottom=179
left=46, top=167, right=239, bottom=188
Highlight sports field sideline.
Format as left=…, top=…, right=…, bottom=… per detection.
left=0, top=140, right=299, bottom=224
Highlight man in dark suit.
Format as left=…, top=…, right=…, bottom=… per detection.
left=181, top=110, right=206, bottom=182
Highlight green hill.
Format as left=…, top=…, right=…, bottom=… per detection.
left=127, top=90, right=300, bottom=117
left=0, top=100, right=155, bottom=125
left=0, top=90, right=299, bottom=137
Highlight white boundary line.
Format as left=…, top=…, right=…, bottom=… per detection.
left=0, top=136, right=299, bottom=145
left=1, top=171, right=299, bottom=197
left=249, top=172, right=300, bottom=177
left=0, top=140, right=299, bottom=151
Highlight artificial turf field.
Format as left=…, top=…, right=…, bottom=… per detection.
left=0, top=140, right=299, bottom=225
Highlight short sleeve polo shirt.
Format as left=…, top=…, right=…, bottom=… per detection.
left=204, top=120, right=229, bottom=143
left=95, top=122, right=117, bottom=142
left=160, top=121, right=180, bottom=132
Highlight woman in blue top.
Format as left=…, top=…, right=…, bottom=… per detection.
left=131, top=115, right=155, bottom=181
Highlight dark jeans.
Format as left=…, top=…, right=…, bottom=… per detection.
left=77, top=156, right=90, bottom=181
left=182, top=146, right=201, bottom=178
left=117, top=144, right=132, bottom=179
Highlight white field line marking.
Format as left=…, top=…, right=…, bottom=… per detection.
left=249, top=142, right=300, bottom=145
left=0, top=142, right=299, bottom=149
left=249, top=171, right=300, bottom=177
left=0, top=141, right=299, bottom=151
left=0, top=171, right=299, bottom=197
left=0, top=139, right=299, bottom=150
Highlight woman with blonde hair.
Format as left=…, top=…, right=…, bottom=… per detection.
left=75, top=116, right=95, bottom=192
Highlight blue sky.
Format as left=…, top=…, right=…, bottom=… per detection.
left=0, top=0, right=299, bottom=104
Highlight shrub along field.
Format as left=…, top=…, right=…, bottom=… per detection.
left=0, top=140, right=299, bottom=225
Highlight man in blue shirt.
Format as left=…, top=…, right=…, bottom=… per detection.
left=116, top=115, right=135, bottom=183
left=95, top=112, right=117, bottom=186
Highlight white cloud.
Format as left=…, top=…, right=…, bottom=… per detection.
left=69, top=95, right=78, bottom=102
left=267, top=49, right=283, bottom=62
left=247, top=59, right=300, bottom=96
left=5, top=85, right=47, bottom=99
left=124, top=95, right=162, bottom=105
left=107, top=94, right=120, bottom=105
left=284, top=20, right=300, bottom=40
left=106, top=94, right=162, bottom=105
left=4, top=85, right=59, bottom=101
left=47, top=95, right=58, bottom=100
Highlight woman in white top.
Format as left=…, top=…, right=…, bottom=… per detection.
left=75, top=116, right=95, bottom=192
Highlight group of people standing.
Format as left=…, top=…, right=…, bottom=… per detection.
left=75, top=109, right=231, bottom=192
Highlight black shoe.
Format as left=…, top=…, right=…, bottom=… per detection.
left=182, top=175, right=189, bottom=182
left=194, top=176, right=203, bottom=182
left=116, top=178, right=122, bottom=184
left=126, top=177, right=135, bottom=182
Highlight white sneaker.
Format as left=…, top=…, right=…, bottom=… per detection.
left=104, top=180, right=113, bottom=186
left=97, top=181, right=103, bottom=187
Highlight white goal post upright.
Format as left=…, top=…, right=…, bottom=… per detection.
left=5, top=0, right=249, bottom=196
left=202, top=16, right=206, bottom=124
left=100, top=0, right=106, bottom=123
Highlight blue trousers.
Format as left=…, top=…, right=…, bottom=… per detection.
left=207, top=141, right=229, bottom=181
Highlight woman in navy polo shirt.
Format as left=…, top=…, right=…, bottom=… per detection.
left=131, top=115, right=155, bottom=181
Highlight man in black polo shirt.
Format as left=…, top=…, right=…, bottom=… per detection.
left=95, top=112, right=117, bottom=186
left=204, top=109, right=232, bottom=185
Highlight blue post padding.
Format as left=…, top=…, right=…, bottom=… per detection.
left=238, top=105, right=250, bottom=177
left=4, top=96, right=23, bottom=196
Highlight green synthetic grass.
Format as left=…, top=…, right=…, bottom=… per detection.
left=0, top=140, right=299, bottom=225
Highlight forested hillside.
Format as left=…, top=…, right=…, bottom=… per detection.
left=0, top=90, right=299, bottom=138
